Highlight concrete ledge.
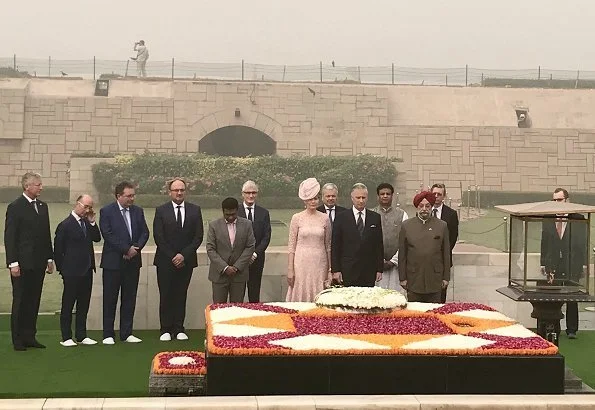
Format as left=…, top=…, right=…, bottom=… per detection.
left=2, top=396, right=595, bottom=409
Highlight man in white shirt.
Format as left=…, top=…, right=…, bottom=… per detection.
left=54, top=195, right=101, bottom=347
left=431, top=183, right=459, bottom=302
left=133, top=40, right=149, bottom=78
left=317, top=183, right=347, bottom=227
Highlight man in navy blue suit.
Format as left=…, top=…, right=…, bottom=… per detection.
left=54, top=194, right=101, bottom=347
left=99, top=181, right=149, bottom=345
left=237, top=180, right=271, bottom=302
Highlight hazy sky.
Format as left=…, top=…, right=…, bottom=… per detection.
left=2, top=0, right=593, bottom=69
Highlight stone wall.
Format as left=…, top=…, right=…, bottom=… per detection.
left=1, top=78, right=595, bottom=200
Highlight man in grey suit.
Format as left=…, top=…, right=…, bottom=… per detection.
left=399, top=191, right=450, bottom=303
left=206, top=197, right=256, bottom=303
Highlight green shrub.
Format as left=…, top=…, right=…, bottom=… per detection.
left=0, top=187, right=69, bottom=203
left=92, top=153, right=398, bottom=199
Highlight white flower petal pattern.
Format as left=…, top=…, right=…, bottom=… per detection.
left=270, top=334, right=390, bottom=351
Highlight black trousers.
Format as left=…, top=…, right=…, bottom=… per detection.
left=60, top=271, right=93, bottom=341
left=246, top=254, right=265, bottom=302
left=407, top=291, right=442, bottom=303
left=343, top=273, right=376, bottom=287
left=157, top=265, right=193, bottom=334
left=440, top=287, right=448, bottom=303
left=10, top=268, right=45, bottom=346
left=102, top=267, right=140, bottom=340
left=565, top=302, right=578, bottom=334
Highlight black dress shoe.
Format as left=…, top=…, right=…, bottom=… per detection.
left=24, top=340, right=46, bottom=349
left=13, top=344, right=27, bottom=351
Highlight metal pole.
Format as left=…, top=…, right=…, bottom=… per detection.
left=576, top=70, right=580, bottom=89
left=320, top=61, right=323, bottom=83
left=48, top=56, right=51, bottom=77
left=475, top=185, right=479, bottom=214
left=282, top=65, right=286, bottom=82
left=13, top=54, right=16, bottom=71
left=93, top=56, right=96, bottom=80
left=445, top=74, right=448, bottom=86
left=466, top=186, right=471, bottom=218
left=481, top=72, right=484, bottom=86
left=538, top=65, right=541, bottom=80
left=477, top=186, right=481, bottom=213
left=503, top=217, right=508, bottom=252
left=392, top=63, right=395, bottom=85
left=358, top=66, right=361, bottom=83
left=465, top=64, right=468, bottom=86
left=171, top=58, right=175, bottom=80
left=241, top=59, right=244, bottom=81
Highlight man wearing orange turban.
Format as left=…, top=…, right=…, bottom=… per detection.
left=398, top=191, right=450, bottom=303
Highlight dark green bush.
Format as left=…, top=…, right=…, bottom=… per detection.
left=92, top=153, right=398, bottom=199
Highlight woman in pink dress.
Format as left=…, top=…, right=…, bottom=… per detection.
left=286, top=178, right=332, bottom=302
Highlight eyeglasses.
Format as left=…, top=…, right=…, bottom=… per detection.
left=170, top=188, right=186, bottom=192
left=77, top=201, right=93, bottom=209
left=243, top=191, right=258, bottom=195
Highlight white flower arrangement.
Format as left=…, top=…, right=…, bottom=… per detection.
left=315, top=286, right=407, bottom=312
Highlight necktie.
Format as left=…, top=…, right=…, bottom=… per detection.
left=79, top=218, right=86, bottom=236
left=556, top=221, right=563, bottom=239
left=357, top=211, right=364, bottom=237
left=122, top=208, right=132, bottom=239
left=227, top=222, right=236, bottom=246
left=31, top=200, right=38, bottom=213
left=176, top=205, right=183, bottom=228
left=247, top=207, right=253, bottom=222
left=432, top=208, right=438, bottom=218
left=327, top=207, right=334, bottom=223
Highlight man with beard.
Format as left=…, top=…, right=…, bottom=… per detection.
left=399, top=191, right=450, bottom=303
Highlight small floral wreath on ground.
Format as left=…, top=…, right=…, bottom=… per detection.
left=152, top=351, right=206, bottom=375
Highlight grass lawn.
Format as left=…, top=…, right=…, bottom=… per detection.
left=0, top=315, right=592, bottom=398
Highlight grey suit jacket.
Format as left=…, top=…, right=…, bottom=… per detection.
left=398, top=216, right=450, bottom=294
left=206, top=217, right=255, bottom=284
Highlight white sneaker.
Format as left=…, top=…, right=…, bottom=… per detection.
left=60, top=339, right=77, bottom=347
left=176, top=332, right=189, bottom=341
left=125, top=335, right=142, bottom=343
left=102, top=337, right=115, bottom=345
left=80, top=337, right=98, bottom=345
left=159, top=333, right=171, bottom=342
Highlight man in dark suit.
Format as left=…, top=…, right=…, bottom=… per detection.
left=153, top=178, right=203, bottom=341
left=237, top=180, right=271, bottom=302
left=317, top=182, right=347, bottom=227
left=207, top=197, right=256, bottom=303
left=331, top=183, right=384, bottom=287
left=54, top=194, right=101, bottom=347
left=99, top=181, right=149, bottom=345
left=540, top=188, right=587, bottom=339
left=4, top=172, right=54, bottom=351
left=431, top=183, right=459, bottom=303
left=399, top=191, right=451, bottom=303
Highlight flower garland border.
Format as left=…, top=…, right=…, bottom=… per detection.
left=152, top=351, right=207, bottom=375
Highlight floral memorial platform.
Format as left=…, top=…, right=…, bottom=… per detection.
left=149, top=351, right=206, bottom=396
left=205, top=301, right=564, bottom=395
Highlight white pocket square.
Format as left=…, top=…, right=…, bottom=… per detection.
left=370, top=224, right=377, bottom=228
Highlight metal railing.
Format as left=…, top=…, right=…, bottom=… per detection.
left=3, top=56, right=595, bottom=86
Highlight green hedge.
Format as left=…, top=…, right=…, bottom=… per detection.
left=483, top=78, right=595, bottom=89
left=462, top=190, right=595, bottom=208
left=0, top=187, right=69, bottom=203
left=125, top=195, right=357, bottom=209
left=92, top=153, right=398, bottom=199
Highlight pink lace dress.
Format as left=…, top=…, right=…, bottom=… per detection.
left=286, top=210, right=332, bottom=302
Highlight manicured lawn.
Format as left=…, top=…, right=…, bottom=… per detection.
left=0, top=315, right=592, bottom=398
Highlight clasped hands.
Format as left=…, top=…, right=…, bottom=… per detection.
left=123, top=246, right=140, bottom=260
